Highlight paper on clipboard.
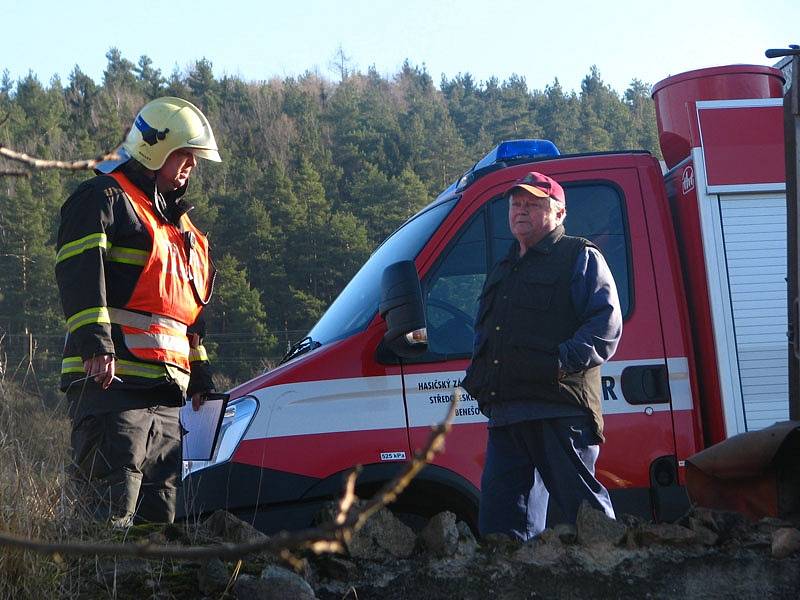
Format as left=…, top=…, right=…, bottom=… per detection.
left=180, top=393, right=229, bottom=461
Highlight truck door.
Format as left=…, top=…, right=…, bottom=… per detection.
left=402, top=167, right=679, bottom=520
left=556, top=169, right=680, bottom=518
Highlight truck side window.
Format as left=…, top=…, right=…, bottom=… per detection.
left=424, top=212, right=488, bottom=357
left=488, top=183, right=631, bottom=316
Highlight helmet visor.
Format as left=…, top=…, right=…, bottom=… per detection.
left=191, top=147, right=222, bottom=162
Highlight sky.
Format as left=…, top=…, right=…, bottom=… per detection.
left=1, top=0, right=797, bottom=94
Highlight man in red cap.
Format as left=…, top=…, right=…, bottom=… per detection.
left=462, top=171, right=622, bottom=540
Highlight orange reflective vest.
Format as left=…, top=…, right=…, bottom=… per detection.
left=108, top=172, right=212, bottom=372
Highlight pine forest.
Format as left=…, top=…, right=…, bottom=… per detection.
left=0, top=49, right=660, bottom=392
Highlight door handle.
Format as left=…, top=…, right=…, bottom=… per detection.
left=620, top=365, right=670, bottom=405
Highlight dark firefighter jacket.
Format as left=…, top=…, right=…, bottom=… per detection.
left=55, top=160, right=214, bottom=401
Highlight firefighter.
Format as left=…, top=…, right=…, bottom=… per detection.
left=56, top=97, right=220, bottom=526
left=461, top=171, right=622, bottom=541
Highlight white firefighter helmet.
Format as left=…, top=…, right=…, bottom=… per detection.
left=98, top=97, right=221, bottom=173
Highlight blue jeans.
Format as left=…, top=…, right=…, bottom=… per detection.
left=479, top=416, right=615, bottom=541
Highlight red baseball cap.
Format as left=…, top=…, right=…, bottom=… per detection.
left=509, top=171, right=565, bottom=204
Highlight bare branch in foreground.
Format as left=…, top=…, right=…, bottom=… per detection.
left=0, top=389, right=461, bottom=561
left=0, top=144, right=121, bottom=174
left=335, top=467, right=361, bottom=526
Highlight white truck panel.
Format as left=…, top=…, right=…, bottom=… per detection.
left=696, top=144, right=789, bottom=435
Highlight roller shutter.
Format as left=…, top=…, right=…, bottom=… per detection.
left=720, top=196, right=789, bottom=430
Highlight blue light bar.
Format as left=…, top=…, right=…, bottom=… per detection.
left=473, top=139, right=560, bottom=171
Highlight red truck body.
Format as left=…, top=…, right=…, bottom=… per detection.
left=181, top=64, right=788, bottom=531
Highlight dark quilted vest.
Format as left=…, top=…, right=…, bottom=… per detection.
left=462, top=226, right=605, bottom=439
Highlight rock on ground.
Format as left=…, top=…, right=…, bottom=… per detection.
left=197, top=557, right=230, bottom=595
left=772, top=527, right=800, bottom=558
left=164, top=508, right=800, bottom=600
left=575, top=501, right=627, bottom=546
left=634, top=522, right=702, bottom=546
left=419, top=511, right=459, bottom=557
left=346, top=507, right=416, bottom=559
left=202, top=509, right=268, bottom=544
left=259, top=565, right=316, bottom=599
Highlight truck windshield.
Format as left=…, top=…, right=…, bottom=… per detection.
left=308, top=198, right=457, bottom=345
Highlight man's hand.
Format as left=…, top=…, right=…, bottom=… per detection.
left=188, top=332, right=201, bottom=349
left=83, top=354, right=116, bottom=389
left=191, top=392, right=205, bottom=412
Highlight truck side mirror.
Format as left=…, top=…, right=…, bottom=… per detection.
left=379, top=260, right=428, bottom=358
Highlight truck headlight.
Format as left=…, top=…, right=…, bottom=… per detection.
left=183, top=396, right=258, bottom=478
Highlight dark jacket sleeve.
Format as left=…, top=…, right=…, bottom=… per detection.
left=186, top=312, right=215, bottom=397
left=55, top=181, right=116, bottom=361
left=558, top=247, right=623, bottom=372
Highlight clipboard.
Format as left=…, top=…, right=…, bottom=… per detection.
left=180, top=392, right=230, bottom=461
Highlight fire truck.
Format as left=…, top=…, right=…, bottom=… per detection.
left=181, top=62, right=791, bottom=531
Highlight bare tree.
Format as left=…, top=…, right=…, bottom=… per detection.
left=329, top=44, right=353, bottom=82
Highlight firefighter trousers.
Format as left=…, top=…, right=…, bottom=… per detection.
left=478, top=415, right=615, bottom=541
left=68, top=401, right=182, bottom=525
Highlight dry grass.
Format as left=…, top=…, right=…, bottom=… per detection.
left=0, top=380, right=72, bottom=598
left=0, top=381, right=164, bottom=599
left=0, top=381, right=243, bottom=599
